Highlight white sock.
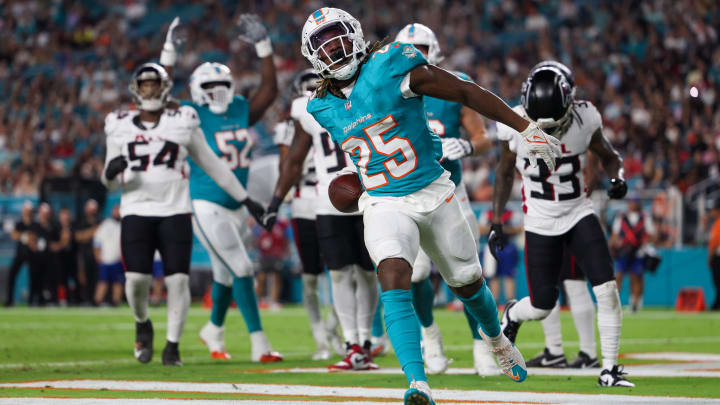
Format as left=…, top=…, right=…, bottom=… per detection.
left=541, top=301, right=563, bottom=356
left=353, top=266, right=379, bottom=344
left=330, top=267, right=358, bottom=345
left=125, top=272, right=152, bottom=323
left=509, top=297, right=552, bottom=322
left=564, top=279, right=596, bottom=356
left=250, top=330, right=271, bottom=354
left=592, top=280, right=622, bottom=370
left=302, top=274, right=323, bottom=324
left=325, top=306, right=340, bottom=333
left=164, top=273, right=190, bottom=343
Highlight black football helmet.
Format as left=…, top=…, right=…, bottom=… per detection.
left=292, top=68, right=321, bottom=96
left=521, top=61, right=574, bottom=136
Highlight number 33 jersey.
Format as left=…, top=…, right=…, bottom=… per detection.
left=497, top=101, right=602, bottom=236
left=103, top=106, right=247, bottom=218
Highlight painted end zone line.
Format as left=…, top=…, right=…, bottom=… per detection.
left=1, top=380, right=720, bottom=404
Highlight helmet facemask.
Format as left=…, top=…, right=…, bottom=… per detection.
left=303, top=19, right=365, bottom=80
left=202, top=81, right=233, bottom=114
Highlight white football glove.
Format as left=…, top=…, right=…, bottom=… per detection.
left=517, top=122, right=562, bottom=172
left=441, top=137, right=474, bottom=161
left=160, top=16, right=182, bottom=66
left=236, top=14, right=273, bottom=58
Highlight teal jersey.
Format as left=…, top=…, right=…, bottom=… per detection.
left=307, top=42, right=444, bottom=197
left=425, top=71, right=470, bottom=186
left=183, top=96, right=253, bottom=209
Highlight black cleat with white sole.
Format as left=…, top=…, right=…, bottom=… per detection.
left=598, top=364, right=635, bottom=387
left=568, top=350, right=600, bottom=368
left=134, top=320, right=153, bottom=364
left=162, top=341, right=183, bottom=366
left=500, top=300, right=522, bottom=344
left=526, top=348, right=567, bottom=368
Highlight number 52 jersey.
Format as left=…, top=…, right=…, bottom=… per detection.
left=496, top=101, right=602, bottom=236
left=103, top=106, right=246, bottom=218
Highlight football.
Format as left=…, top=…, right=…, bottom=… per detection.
left=329, top=173, right=363, bottom=213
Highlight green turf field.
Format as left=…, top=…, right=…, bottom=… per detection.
left=0, top=305, right=719, bottom=403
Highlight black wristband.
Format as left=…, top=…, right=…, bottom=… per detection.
left=268, top=196, right=283, bottom=212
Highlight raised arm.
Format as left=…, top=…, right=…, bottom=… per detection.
left=588, top=128, right=627, bottom=199
left=409, top=64, right=560, bottom=170
left=235, top=14, right=278, bottom=125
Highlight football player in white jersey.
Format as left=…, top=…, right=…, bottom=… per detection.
left=102, top=63, right=265, bottom=366
left=272, top=71, right=344, bottom=360
left=490, top=61, right=633, bottom=386
left=265, top=68, right=380, bottom=371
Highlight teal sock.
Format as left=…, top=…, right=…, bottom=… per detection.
left=382, top=289, right=426, bottom=384
left=456, top=279, right=500, bottom=338
left=411, top=278, right=435, bottom=328
left=372, top=296, right=384, bottom=338
left=210, top=281, right=233, bottom=327
left=463, top=305, right=482, bottom=340
left=233, top=276, right=262, bottom=333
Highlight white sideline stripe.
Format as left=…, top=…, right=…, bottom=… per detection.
left=623, top=352, right=720, bottom=361
left=271, top=365, right=720, bottom=378
left=0, top=400, right=463, bottom=405
left=2, top=380, right=720, bottom=404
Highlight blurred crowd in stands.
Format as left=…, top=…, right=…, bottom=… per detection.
left=0, top=0, right=718, bottom=199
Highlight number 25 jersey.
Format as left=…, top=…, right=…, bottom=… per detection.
left=497, top=101, right=602, bottom=236
left=307, top=42, right=445, bottom=197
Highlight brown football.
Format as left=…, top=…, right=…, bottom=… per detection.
left=329, top=173, right=363, bottom=213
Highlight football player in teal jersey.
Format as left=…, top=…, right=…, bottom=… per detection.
left=159, top=15, right=283, bottom=363
left=263, top=7, right=561, bottom=405
left=392, top=22, right=498, bottom=376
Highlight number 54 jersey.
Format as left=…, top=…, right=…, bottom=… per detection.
left=497, top=101, right=602, bottom=236
left=103, top=106, right=198, bottom=218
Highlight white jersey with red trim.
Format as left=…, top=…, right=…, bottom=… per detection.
left=273, top=120, right=317, bottom=220
left=497, top=101, right=602, bottom=236
left=104, top=107, right=196, bottom=218
left=290, top=95, right=356, bottom=216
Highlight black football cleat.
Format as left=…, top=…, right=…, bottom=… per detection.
left=598, top=364, right=635, bottom=387
left=500, top=300, right=522, bottom=344
left=526, top=348, right=568, bottom=368
left=134, top=320, right=153, bottom=364
left=162, top=341, right=183, bottom=366
left=568, top=350, right=600, bottom=368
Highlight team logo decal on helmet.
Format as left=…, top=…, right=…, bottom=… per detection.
left=301, top=8, right=367, bottom=80
left=395, top=23, right=443, bottom=65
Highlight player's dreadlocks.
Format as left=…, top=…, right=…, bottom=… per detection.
left=315, top=38, right=391, bottom=99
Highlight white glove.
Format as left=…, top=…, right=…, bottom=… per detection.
left=160, top=16, right=182, bottom=66
left=441, top=137, right=474, bottom=160
left=517, top=122, right=562, bottom=172
left=236, top=14, right=273, bottom=58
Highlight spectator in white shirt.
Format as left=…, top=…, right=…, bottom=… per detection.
left=93, top=205, right=123, bottom=306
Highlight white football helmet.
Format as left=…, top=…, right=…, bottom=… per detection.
left=128, top=63, right=172, bottom=112
left=395, top=23, right=443, bottom=65
left=301, top=8, right=366, bottom=80
left=189, top=62, right=235, bottom=114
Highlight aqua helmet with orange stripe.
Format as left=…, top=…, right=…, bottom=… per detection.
left=395, top=23, right=443, bottom=65
left=301, top=7, right=367, bottom=80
